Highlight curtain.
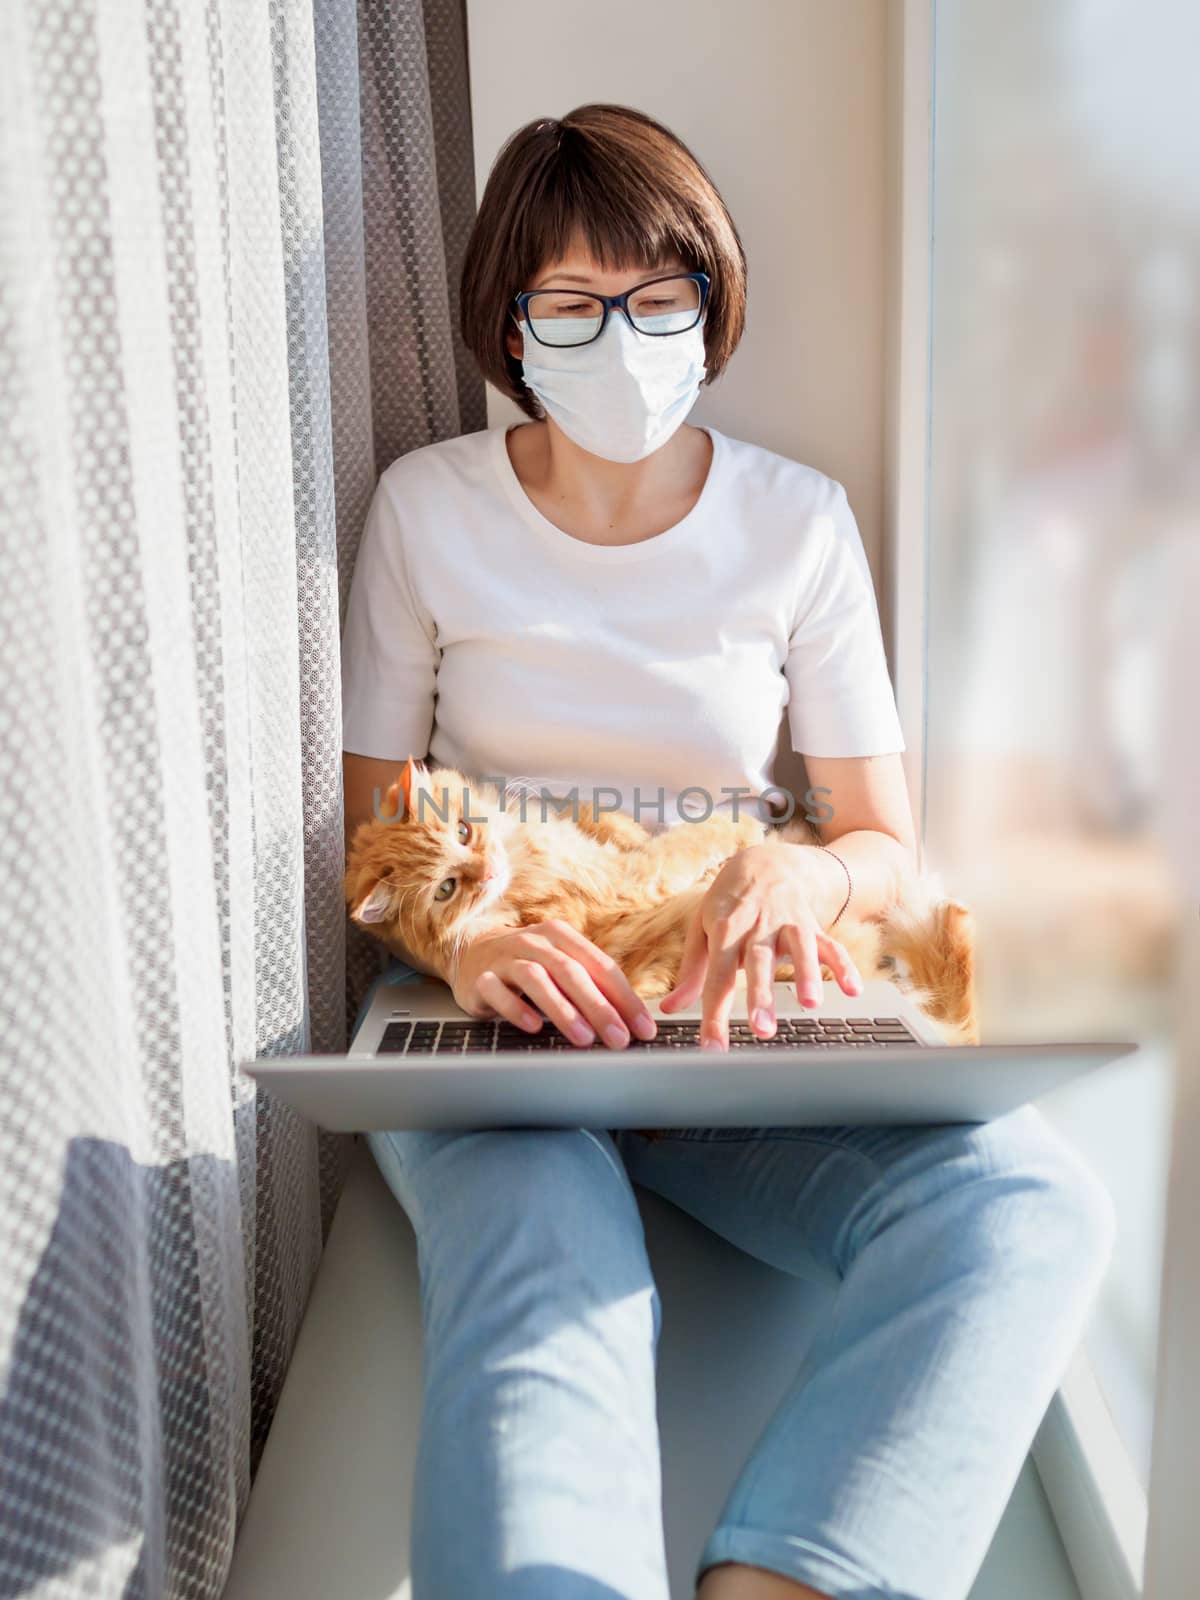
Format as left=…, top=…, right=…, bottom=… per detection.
left=0, top=0, right=484, bottom=1593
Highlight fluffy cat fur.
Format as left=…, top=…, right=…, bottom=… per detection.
left=345, top=758, right=977, bottom=1049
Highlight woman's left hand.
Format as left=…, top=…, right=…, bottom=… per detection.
left=659, top=843, right=864, bottom=1049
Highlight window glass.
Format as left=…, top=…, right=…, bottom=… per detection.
left=926, top=0, right=1199, bottom=1485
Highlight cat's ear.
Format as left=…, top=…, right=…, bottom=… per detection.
left=391, top=755, right=433, bottom=821
left=351, top=879, right=395, bottom=925
left=380, top=778, right=404, bottom=821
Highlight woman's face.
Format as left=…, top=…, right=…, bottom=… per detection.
left=505, top=239, right=692, bottom=363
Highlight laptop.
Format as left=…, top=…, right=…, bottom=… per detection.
left=240, top=971, right=1138, bottom=1132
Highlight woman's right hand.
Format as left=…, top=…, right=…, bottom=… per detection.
left=450, top=920, right=658, bottom=1049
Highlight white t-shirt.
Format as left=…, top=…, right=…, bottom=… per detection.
left=341, top=422, right=905, bottom=828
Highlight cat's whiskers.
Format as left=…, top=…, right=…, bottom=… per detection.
left=500, top=774, right=542, bottom=817
left=388, top=875, right=425, bottom=928
left=447, top=922, right=473, bottom=970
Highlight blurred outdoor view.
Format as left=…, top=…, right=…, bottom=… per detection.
left=924, top=1, right=1199, bottom=1489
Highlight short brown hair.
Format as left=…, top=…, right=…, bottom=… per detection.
left=460, top=104, right=747, bottom=421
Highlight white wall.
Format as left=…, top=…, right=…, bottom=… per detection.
left=465, top=0, right=890, bottom=586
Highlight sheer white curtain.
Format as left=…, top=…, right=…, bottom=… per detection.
left=0, top=0, right=482, bottom=1592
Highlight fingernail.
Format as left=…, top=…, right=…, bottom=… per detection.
left=701, top=1037, right=725, bottom=1051
left=569, top=1021, right=595, bottom=1046
left=604, top=1024, right=629, bottom=1049
left=752, top=1007, right=775, bottom=1035
left=803, top=992, right=820, bottom=1009
left=633, top=1013, right=657, bottom=1040
left=523, top=1011, right=543, bottom=1030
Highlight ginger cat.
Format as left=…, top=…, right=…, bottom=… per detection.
left=345, top=758, right=977, bottom=1046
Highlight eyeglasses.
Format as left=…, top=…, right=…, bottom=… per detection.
left=512, top=271, right=710, bottom=348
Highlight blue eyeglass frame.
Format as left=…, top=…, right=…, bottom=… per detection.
left=512, top=270, right=711, bottom=347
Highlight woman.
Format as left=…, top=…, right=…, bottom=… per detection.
left=342, top=105, right=1114, bottom=1600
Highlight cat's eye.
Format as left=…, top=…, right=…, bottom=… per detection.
left=456, top=821, right=471, bottom=844
left=434, top=876, right=457, bottom=902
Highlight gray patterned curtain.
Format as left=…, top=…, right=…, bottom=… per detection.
left=0, top=0, right=484, bottom=1593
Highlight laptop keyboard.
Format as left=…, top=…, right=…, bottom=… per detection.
left=375, top=1016, right=922, bottom=1054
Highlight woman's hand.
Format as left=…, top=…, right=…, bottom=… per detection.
left=450, top=920, right=658, bottom=1050
left=659, top=843, right=864, bottom=1049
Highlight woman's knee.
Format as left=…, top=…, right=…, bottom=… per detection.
left=376, top=1122, right=634, bottom=1210
left=375, top=1124, right=659, bottom=1339
left=944, top=1108, right=1117, bottom=1288
left=435, top=1125, right=647, bottom=1259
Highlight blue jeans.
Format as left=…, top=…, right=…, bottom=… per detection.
left=355, top=957, right=1115, bottom=1600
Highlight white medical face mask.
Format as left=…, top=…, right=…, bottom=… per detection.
left=517, top=308, right=707, bottom=463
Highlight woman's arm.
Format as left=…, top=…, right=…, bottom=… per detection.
left=344, top=752, right=405, bottom=855
left=784, top=750, right=918, bottom=923
left=345, top=751, right=422, bottom=858
left=663, top=477, right=921, bottom=1048
left=341, top=479, right=656, bottom=1045
left=661, top=752, right=918, bottom=1047
left=344, top=751, right=442, bottom=977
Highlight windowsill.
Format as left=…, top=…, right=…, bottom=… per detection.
left=1030, top=1036, right=1173, bottom=1600
left=1038, top=1036, right=1173, bottom=1485
left=1033, top=1348, right=1148, bottom=1600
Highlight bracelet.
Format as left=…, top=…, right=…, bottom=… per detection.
left=817, top=845, right=852, bottom=928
